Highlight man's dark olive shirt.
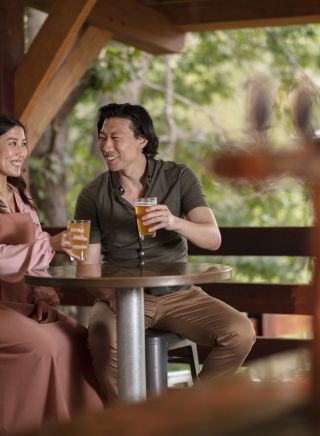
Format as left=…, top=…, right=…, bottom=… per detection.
left=75, top=158, right=209, bottom=295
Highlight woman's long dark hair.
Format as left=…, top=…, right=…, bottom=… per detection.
left=0, top=113, right=36, bottom=212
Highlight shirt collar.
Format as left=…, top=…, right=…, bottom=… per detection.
left=110, top=158, right=156, bottom=197
left=145, top=157, right=156, bottom=189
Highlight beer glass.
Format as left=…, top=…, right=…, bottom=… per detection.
left=66, top=219, right=91, bottom=261
left=134, top=197, right=157, bottom=239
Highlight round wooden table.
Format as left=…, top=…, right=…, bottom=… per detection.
left=25, top=262, right=232, bottom=403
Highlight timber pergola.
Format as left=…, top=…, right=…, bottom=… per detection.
left=1, top=0, right=320, bottom=153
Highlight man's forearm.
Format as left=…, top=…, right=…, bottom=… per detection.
left=173, top=217, right=221, bottom=251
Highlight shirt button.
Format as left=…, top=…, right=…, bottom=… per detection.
left=139, top=251, right=145, bottom=257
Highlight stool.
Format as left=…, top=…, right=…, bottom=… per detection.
left=145, top=329, right=200, bottom=395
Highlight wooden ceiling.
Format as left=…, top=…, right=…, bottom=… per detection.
left=1, top=0, right=320, bottom=151
left=26, top=0, right=320, bottom=53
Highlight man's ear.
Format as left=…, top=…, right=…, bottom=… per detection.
left=139, top=137, right=148, bottom=150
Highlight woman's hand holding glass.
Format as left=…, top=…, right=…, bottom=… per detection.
left=50, top=220, right=90, bottom=261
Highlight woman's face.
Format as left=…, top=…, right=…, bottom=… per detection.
left=0, top=126, right=27, bottom=178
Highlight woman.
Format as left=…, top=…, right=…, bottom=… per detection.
left=0, top=113, right=103, bottom=435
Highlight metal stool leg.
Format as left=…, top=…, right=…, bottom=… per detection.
left=189, top=342, right=200, bottom=381
left=146, top=329, right=200, bottom=395
left=145, top=334, right=168, bottom=395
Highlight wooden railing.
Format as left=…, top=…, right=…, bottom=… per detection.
left=189, top=227, right=313, bottom=363
left=44, top=226, right=313, bottom=363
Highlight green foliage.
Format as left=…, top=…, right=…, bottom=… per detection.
left=96, top=45, right=143, bottom=94
left=33, top=24, right=320, bottom=283
left=141, top=26, right=320, bottom=236
left=189, top=255, right=312, bottom=284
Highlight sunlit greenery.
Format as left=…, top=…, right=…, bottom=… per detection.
left=30, top=25, right=320, bottom=283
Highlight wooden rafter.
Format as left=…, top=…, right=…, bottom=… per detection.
left=142, top=0, right=320, bottom=31
left=23, top=0, right=320, bottom=37
left=24, top=0, right=320, bottom=54
left=0, top=0, right=24, bottom=114
left=26, top=25, right=111, bottom=152
left=25, top=0, right=185, bottom=54
left=15, top=0, right=97, bottom=123
left=88, top=0, right=185, bottom=54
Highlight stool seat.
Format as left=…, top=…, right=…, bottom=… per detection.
left=145, top=329, right=200, bottom=395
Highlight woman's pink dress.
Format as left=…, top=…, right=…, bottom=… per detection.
left=0, top=186, right=103, bottom=435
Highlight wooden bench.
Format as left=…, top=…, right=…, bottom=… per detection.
left=44, top=226, right=313, bottom=364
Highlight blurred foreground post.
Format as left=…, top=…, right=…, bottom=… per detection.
left=212, top=79, right=320, bottom=416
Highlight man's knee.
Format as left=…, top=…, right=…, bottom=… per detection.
left=231, top=314, right=256, bottom=357
left=219, top=313, right=256, bottom=356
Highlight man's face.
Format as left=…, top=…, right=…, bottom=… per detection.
left=98, top=117, right=147, bottom=172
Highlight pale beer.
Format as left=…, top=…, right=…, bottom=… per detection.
left=134, top=198, right=157, bottom=239
left=67, top=220, right=91, bottom=260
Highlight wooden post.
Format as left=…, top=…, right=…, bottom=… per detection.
left=0, top=0, right=24, bottom=114
left=311, top=186, right=320, bottom=413
left=211, top=79, right=320, bottom=417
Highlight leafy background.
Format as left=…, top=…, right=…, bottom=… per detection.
left=29, top=25, right=320, bottom=286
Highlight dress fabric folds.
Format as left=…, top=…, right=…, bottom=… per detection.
left=0, top=186, right=103, bottom=435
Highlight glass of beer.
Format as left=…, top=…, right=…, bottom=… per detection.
left=134, top=197, right=157, bottom=240
left=66, top=219, right=91, bottom=261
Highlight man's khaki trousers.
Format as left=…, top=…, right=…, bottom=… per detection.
left=88, top=286, right=256, bottom=403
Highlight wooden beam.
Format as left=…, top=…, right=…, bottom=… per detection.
left=172, top=337, right=310, bottom=363
left=143, top=0, right=320, bottom=31
left=59, top=287, right=95, bottom=306
left=189, top=227, right=312, bottom=257
left=262, top=313, right=312, bottom=337
left=26, top=26, right=111, bottom=152
left=202, top=283, right=313, bottom=315
left=245, top=337, right=311, bottom=362
left=25, top=0, right=185, bottom=54
left=57, top=282, right=314, bottom=315
left=15, top=0, right=97, bottom=123
left=16, top=358, right=309, bottom=436
left=89, top=0, right=185, bottom=54
left=0, top=0, right=24, bottom=114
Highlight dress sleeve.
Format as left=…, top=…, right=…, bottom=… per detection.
left=0, top=212, right=54, bottom=283
left=0, top=232, right=54, bottom=283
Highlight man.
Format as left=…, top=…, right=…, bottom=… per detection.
left=75, top=103, right=255, bottom=403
